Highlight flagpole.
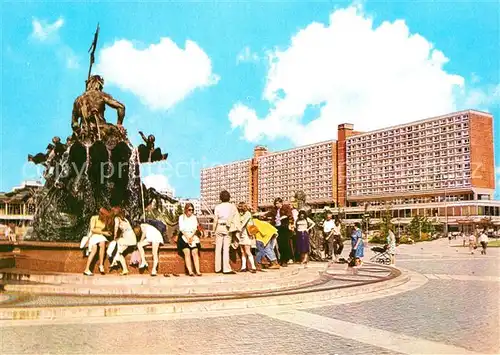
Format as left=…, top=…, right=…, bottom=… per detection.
left=87, top=23, right=100, bottom=80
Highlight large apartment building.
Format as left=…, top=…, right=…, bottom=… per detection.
left=200, top=109, right=498, bottom=230
left=200, top=159, right=252, bottom=211
left=257, top=141, right=337, bottom=207
left=345, top=110, right=494, bottom=205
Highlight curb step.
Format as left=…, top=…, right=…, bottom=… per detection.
left=0, top=271, right=411, bottom=321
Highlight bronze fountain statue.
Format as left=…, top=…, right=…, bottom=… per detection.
left=28, top=25, right=171, bottom=241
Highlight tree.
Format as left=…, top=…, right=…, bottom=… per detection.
left=361, top=203, right=371, bottom=234
left=175, top=204, right=183, bottom=221
left=408, top=215, right=435, bottom=240
left=379, top=204, right=393, bottom=239
left=312, top=210, right=327, bottom=226
left=332, top=207, right=348, bottom=240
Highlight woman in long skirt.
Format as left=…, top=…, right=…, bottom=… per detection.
left=351, top=222, right=364, bottom=267
left=295, top=210, right=315, bottom=267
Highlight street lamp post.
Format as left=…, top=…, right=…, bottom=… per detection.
left=419, top=214, right=422, bottom=240
left=444, top=183, right=448, bottom=236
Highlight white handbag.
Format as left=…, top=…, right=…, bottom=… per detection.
left=80, top=227, right=92, bottom=249
left=79, top=236, right=90, bottom=249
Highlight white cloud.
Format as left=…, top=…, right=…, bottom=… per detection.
left=228, top=5, right=497, bottom=145
left=31, top=17, right=64, bottom=42
left=65, top=53, right=79, bottom=69
left=30, top=17, right=79, bottom=70
left=143, top=174, right=175, bottom=196
left=464, top=84, right=500, bottom=108
left=236, top=46, right=260, bottom=64
left=471, top=72, right=481, bottom=84
left=58, top=47, right=79, bottom=69
left=95, top=38, right=219, bottom=110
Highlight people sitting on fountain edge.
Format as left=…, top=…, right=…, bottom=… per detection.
left=138, top=131, right=168, bottom=163
left=109, top=207, right=137, bottom=276
left=83, top=208, right=113, bottom=276
left=133, top=221, right=165, bottom=277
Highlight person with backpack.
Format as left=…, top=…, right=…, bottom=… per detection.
left=295, top=210, right=315, bottom=267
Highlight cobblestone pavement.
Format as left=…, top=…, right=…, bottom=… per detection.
left=307, top=279, right=499, bottom=354
left=397, top=257, right=499, bottom=276
left=1, top=314, right=401, bottom=355
left=1, top=239, right=499, bottom=354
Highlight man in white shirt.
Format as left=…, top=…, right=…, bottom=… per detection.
left=322, top=213, right=335, bottom=260
left=478, top=231, right=489, bottom=255
left=212, top=190, right=239, bottom=274
left=331, top=217, right=343, bottom=262
left=291, top=202, right=299, bottom=262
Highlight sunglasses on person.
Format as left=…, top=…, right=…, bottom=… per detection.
left=187, top=208, right=194, bottom=211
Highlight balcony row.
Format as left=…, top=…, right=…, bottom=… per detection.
left=347, top=128, right=470, bottom=151
left=347, top=116, right=468, bottom=143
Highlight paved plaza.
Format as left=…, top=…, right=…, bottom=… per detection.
left=1, top=238, right=499, bottom=354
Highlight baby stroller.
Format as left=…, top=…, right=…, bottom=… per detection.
left=370, top=244, right=391, bottom=265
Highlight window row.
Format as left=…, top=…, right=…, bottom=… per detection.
left=347, top=125, right=470, bottom=150
left=347, top=115, right=468, bottom=143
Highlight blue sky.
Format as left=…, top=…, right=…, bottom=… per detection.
left=1, top=1, right=499, bottom=198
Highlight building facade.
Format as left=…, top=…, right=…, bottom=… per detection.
left=200, top=159, right=252, bottom=211
left=200, top=109, right=498, bottom=229
left=256, top=141, right=337, bottom=208
left=345, top=110, right=495, bottom=205
left=0, top=181, right=43, bottom=238
left=176, top=198, right=202, bottom=215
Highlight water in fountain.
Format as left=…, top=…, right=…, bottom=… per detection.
left=125, top=147, right=143, bottom=222
left=31, top=141, right=94, bottom=241
left=32, top=138, right=145, bottom=241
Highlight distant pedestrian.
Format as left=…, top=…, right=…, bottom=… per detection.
left=468, top=233, right=477, bottom=255
left=478, top=231, right=488, bottom=255
left=350, top=222, right=364, bottom=267
left=6, top=224, right=16, bottom=242
left=386, top=228, right=396, bottom=266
